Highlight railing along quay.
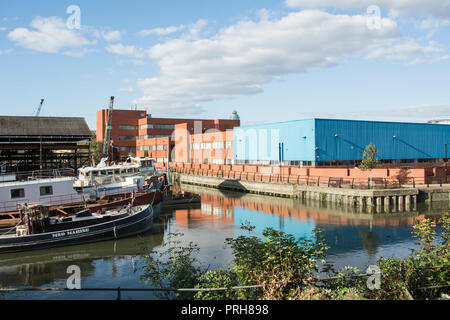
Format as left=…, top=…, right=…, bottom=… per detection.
left=168, top=167, right=450, bottom=212
left=169, top=167, right=447, bottom=189
left=1, top=266, right=447, bottom=300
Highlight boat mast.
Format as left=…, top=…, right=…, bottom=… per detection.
left=103, top=96, right=115, bottom=160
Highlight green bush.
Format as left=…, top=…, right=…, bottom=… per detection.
left=139, top=213, right=449, bottom=300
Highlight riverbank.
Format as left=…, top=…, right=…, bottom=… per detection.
left=170, top=171, right=450, bottom=213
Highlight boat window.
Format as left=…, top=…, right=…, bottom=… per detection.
left=107, top=170, right=114, bottom=175
left=92, top=171, right=98, bottom=177
left=40, top=186, right=53, bottom=196
left=11, top=188, right=25, bottom=199
left=127, top=168, right=133, bottom=173
left=114, top=169, right=120, bottom=175
left=100, top=170, right=106, bottom=176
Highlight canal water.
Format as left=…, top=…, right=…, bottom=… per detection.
left=0, top=184, right=447, bottom=300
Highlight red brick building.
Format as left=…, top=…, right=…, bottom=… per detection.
left=96, top=109, right=240, bottom=161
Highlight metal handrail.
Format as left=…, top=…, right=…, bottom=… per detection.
left=1, top=265, right=446, bottom=299
left=171, top=167, right=445, bottom=188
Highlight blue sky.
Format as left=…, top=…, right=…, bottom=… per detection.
left=0, top=0, right=449, bottom=129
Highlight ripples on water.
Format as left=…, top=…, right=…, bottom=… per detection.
left=0, top=184, right=447, bottom=300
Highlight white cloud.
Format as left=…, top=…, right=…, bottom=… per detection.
left=298, top=104, right=450, bottom=122
left=365, top=39, right=448, bottom=64
left=138, top=19, right=208, bottom=39
left=187, top=19, right=208, bottom=38
left=0, top=27, right=7, bottom=31
left=63, top=48, right=98, bottom=57
left=103, top=30, right=121, bottom=41
left=119, top=86, right=134, bottom=93
left=285, top=0, right=450, bottom=19
left=8, top=16, right=90, bottom=53
left=134, top=10, right=406, bottom=110
left=101, top=10, right=448, bottom=114
left=139, top=25, right=185, bottom=36
left=130, top=59, right=145, bottom=65
left=105, top=43, right=150, bottom=58
left=0, top=49, right=12, bottom=55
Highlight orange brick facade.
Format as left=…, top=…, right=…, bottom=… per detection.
left=97, top=109, right=146, bottom=156
left=97, top=109, right=240, bottom=160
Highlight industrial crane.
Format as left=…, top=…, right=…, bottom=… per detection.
left=35, top=99, right=45, bottom=116
left=102, top=96, right=115, bottom=159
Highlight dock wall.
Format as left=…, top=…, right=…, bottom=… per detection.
left=170, top=172, right=436, bottom=213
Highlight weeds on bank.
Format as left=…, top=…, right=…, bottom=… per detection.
left=139, top=213, right=449, bottom=300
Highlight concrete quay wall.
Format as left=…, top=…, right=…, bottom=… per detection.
left=172, top=172, right=428, bottom=213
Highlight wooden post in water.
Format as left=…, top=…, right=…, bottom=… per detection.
left=398, top=195, right=404, bottom=212
left=384, top=196, right=390, bottom=213
left=405, top=195, right=411, bottom=211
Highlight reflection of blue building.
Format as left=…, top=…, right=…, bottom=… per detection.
left=233, top=207, right=316, bottom=240
left=319, top=224, right=416, bottom=257
left=234, top=118, right=450, bottom=166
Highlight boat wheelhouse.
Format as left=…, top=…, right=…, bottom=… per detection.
left=0, top=177, right=83, bottom=213
left=73, top=156, right=162, bottom=192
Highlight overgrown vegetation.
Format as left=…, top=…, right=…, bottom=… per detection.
left=359, top=142, right=380, bottom=171
left=140, top=213, right=449, bottom=300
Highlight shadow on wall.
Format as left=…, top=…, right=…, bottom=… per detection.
left=218, top=179, right=249, bottom=196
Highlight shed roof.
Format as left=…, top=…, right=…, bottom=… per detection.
left=0, top=116, right=92, bottom=136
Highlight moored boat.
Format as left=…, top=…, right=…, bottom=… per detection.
left=73, top=156, right=164, bottom=192
left=0, top=202, right=157, bottom=253
left=0, top=187, right=163, bottom=229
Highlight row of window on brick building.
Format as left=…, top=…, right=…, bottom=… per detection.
left=118, top=124, right=175, bottom=130
left=191, top=141, right=233, bottom=150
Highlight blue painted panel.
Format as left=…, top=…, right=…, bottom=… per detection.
left=315, top=119, right=450, bottom=161
left=234, top=119, right=316, bottom=161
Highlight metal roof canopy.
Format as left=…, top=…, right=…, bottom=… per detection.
left=0, top=116, right=92, bottom=137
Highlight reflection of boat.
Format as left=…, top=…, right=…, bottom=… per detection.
left=0, top=218, right=165, bottom=268
left=162, top=190, right=201, bottom=207
left=0, top=202, right=155, bottom=253
left=0, top=211, right=167, bottom=288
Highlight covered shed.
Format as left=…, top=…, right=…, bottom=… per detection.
left=0, top=116, right=92, bottom=173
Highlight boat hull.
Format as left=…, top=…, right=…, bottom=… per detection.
left=0, top=203, right=160, bottom=253
left=0, top=189, right=163, bottom=229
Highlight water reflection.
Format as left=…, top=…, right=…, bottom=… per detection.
left=174, top=184, right=446, bottom=269
left=0, top=218, right=167, bottom=289
left=0, top=183, right=447, bottom=299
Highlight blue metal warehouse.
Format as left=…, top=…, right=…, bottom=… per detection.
left=233, top=119, right=450, bottom=167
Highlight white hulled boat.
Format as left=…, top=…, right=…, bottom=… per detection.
left=72, top=156, right=164, bottom=193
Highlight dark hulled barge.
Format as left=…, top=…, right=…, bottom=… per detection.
left=0, top=201, right=157, bottom=253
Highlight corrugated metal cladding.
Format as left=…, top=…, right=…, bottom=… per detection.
left=234, top=119, right=315, bottom=161
left=315, top=119, right=450, bottom=161
left=234, top=118, right=450, bottom=162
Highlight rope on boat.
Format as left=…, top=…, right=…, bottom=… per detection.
left=1, top=219, right=22, bottom=235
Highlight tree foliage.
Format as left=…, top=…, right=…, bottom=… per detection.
left=359, top=142, right=380, bottom=171
left=139, top=213, right=450, bottom=300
